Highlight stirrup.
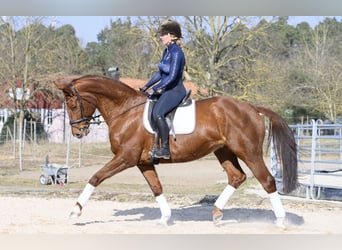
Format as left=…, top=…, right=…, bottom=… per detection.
left=154, top=148, right=170, bottom=159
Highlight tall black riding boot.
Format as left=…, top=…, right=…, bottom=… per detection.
left=154, top=116, right=170, bottom=159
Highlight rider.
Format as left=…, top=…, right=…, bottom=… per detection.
left=140, top=20, right=186, bottom=159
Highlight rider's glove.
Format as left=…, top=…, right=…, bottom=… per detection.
left=148, top=92, right=160, bottom=100
left=139, top=86, right=148, bottom=93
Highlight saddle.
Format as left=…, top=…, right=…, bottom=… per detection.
left=143, top=89, right=195, bottom=164
left=143, top=89, right=196, bottom=140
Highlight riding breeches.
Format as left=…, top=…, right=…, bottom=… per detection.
left=152, top=87, right=186, bottom=122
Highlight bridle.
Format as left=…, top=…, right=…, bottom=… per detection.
left=66, top=83, right=99, bottom=131
left=66, top=82, right=147, bottom=132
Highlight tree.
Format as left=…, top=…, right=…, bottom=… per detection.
left=289, top=18, right=342, bottom=122
left=86, top=17, right=155, bottom=79
left=49, top=24, right=88, bottom=75
left=182, top=16, right=281, bottom=100
left=0, top=17, right=43, bottom=170
left=0, top=16, right=85, bottom=170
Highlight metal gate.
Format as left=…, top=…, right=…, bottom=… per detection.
left=271, top=119, right=342, bottom=200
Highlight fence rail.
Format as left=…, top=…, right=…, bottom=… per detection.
left=271, top=119, right=342, bottom=200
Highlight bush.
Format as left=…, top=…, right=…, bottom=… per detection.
left=0, top=111, right=47, bottom=144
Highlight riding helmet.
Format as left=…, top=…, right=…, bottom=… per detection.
left=159, top=20, right=182, bottom=38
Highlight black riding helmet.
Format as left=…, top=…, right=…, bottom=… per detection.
left=158, top=20, right=182, bottom=38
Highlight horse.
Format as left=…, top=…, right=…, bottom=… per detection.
left=54, top=75, right=298, bottom=228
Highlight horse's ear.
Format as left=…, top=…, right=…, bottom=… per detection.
left=54, top=77, right=74, bottom=96
left=54, top=81, right=65, bottom=90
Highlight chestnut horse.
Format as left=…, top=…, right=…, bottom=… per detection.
left=54, top=75, right=297, bottom=228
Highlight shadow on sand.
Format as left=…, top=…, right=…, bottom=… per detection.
left=110, top=203, right=304, bottom=226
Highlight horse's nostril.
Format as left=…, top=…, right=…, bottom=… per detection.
left=74, top=133, right=82, bottom=138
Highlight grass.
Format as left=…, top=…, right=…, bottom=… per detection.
left=0, top=141, right=263, bottom=205
left=0, top=141, right=113, bottom=170
left=0, top=141, right=217, bottom=170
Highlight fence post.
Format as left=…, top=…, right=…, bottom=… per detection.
left=23, top=119, right=26, bottom=149
left=309, top=119, right=317, bottom=199
left=13, top=118, right=16, bottom=158
left=339, top=126, right=342, bottom=164
left=33, top=121, right=37, bottom=159
left=78, top=138, right=82, bottom=168
left=66, top=129, right=71, bottom=167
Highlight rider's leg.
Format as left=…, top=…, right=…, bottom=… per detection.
left=154, top=116, right=170, bottom=159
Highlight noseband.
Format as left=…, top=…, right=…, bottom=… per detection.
left=67, top=83, right=99, bottom=130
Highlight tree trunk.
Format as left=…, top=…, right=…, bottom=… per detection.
left=18, top=110, right=24, bottom=171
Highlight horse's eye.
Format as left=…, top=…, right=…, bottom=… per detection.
left=66, top=102, right=76, bottom=111
left=66, top=97, right=78, bottom=111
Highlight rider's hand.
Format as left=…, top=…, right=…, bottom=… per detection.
left=155, top=88, right=163, bottom=94
left=147, top=89, right=161, bottom=100
left=139, top=86, right=148, bottom=93
left=146, top=88, right=154, bottom=96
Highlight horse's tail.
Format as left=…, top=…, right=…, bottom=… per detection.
left=256, top=106, right=298, bottom=193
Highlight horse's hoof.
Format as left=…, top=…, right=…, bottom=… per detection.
left=69, top=206, right=82, bottom=219
left=275, top=217, right=287, bottom=230
left=213, top=214, right=223, bottom=224
left=158, top=216, right=171, bottom=226
left=212, top=207, right=223, bottom=224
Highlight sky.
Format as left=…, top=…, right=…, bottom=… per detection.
left=55, top=16, right=342, bottom=47
left=55, top=16, right=115, bottom=46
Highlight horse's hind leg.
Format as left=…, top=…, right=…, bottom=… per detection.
left=212, top=147, right=247, bottom=223
left=138, top=164, right=171, bottom=226
left=244, top=155, right=286, bottom=228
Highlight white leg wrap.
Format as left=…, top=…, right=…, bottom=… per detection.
left=77, top=183, right=95, bottom=208
left=156, top=194, right=171, bottom=218
left=269, top=191, right=286, bottom=218
left=214, top=185, right=236, bottom=210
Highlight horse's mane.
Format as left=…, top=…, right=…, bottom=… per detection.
left=73, top=75, right=139, bottom=94
left=74, top=74, right=109, bottom=82
left=73, top=75, right=120, bottom=85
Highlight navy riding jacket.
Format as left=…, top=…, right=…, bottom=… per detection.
left=145, top=43, right=186, bottom=121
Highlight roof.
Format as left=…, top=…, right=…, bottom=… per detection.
left=0, top=82, right=63, bottom=110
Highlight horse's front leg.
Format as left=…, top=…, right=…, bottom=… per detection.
left=138, top=164, right=171, bottom=226
left=69, top=156, right=132, bottom=219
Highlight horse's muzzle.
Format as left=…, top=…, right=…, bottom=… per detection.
left=72, top=126, right=90, bottom=138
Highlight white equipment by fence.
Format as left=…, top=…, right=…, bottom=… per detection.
left=39, top=155, right=69, bottom=185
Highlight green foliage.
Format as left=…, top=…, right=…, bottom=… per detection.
left=278, top=105, right=327, bottom=124
left=85, top=17, right=154, bottom=78
left=1, top=16, right=341, bottom=125
left=0, top=111, right=47, bottom=144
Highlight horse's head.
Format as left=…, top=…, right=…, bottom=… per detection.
left=54, top=79, right=97, bottom=139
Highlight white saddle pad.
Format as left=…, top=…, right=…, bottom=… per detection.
left=143, top=99, right=196, bottom=134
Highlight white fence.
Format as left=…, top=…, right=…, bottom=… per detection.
left=271, top=119, right=342, bottom=200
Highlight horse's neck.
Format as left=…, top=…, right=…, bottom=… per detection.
left=88, top=82, right=143, bottom=122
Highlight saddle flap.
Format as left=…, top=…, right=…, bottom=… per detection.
left=143, top=99, right=196, bottom=135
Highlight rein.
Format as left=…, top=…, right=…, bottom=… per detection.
left=104, top=100, right=147, bottom=124
left=67, top=82, right=146, bottom=126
